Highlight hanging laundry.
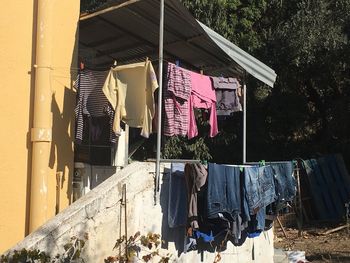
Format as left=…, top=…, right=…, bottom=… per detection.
left=188, top=71, right=218, bottom=139
left=184, top=163, right=208, bottom=229
left=207, top=163, right=241, bottom=220
left=242, top=165, right=277, bottom=233
left=177, top=161, right=297, bottom=252
left=270, top=162, right=296, bottom=210
left=168, top=163, right=188, bottom=228
left=74, top=69, right=117, bottom=144
left=206, top=163, right=244, bottom=241
left=242, top=166, right=277, bottom=216
left=263, top=161, right=297, bottom=217
left=246, top=208, right=266, bottom=236
left=102, top=60, right=158, bottom=138
left=164, top=63, right=191, bottom=137
left=211, top=77, right=242, bottom=115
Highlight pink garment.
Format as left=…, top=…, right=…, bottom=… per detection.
left=188, top=71, right=218, bottom=139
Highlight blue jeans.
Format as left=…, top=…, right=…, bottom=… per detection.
left=262, top=165, right=278, bottom=207
left=168, top=163, right=188, bottom=228
left=270, top=162, right=296, bottom=209
left=243, top=165, right=277, bottom=215
left=207, top=163, right=241, bottom=221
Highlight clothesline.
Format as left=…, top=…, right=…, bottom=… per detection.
left=147, top=158, right=201, bottom=164
left=34, top=57, right=241, bottom=81
left=74, top=59, right=244, bottom=140
left=165, top=161, right=297, bottom=253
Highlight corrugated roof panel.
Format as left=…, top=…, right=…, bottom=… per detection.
left=79, top=0, right=277, bottom=86
left=198, top=21, right=277, bottom=87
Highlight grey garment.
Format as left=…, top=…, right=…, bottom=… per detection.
left=211, top=76, right=242, bottom=115
left=211, top=77, right=240, bottom=90
left=184, top=163, right=208, bottom=229
left=168, top=163, right=188, bottom=228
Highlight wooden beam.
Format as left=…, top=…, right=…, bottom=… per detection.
left=80, top=0, right=142, bottom=21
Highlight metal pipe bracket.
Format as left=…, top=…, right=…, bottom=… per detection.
left=31, top=127, right=52, bottom=142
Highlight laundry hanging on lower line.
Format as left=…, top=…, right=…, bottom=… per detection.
left=166, top=161, right=296, bottom=252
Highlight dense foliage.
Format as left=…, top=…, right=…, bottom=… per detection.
left=180, top=0, right=350, bottom=164
left=81, top=0, right=350, bottom=165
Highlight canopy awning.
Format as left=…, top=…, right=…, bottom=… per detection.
left=79, top=0, right=277, bottom=87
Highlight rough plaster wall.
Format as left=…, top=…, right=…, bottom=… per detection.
left=5, top=162, right=274, bottom=262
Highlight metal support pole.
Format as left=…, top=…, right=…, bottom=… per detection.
left=243, top=84, right=247, bottom=164
left=296, top=163, right=303, bottom=237
left=155, top=0, right=164, bottom=204
left=123, top=184, right=128, bottom=260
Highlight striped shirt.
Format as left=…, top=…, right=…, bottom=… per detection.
left=74, top=69, right=117, bottom=143
left=164, top=63, right=191, bottom=137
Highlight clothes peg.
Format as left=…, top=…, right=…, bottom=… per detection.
left=80, top=61, right=85, bottom=70
left=200, top=69, right=204, bottom=75
left=113, top=60, right=117, bottom=66
left=145, top=56, right=149, bottom=64
left=239, top=166, right=244, bottom=172
left=175, top=60, right=180, bottom=67
left=259, top=160, right=266, bottom=166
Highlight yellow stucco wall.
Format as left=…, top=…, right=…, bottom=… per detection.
left=0, top=0, right=80, bottom=253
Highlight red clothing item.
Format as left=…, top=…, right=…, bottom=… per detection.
left=188, top=71, right=218, bottom=139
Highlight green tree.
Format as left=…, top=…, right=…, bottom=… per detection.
left=81, top=0, right=109, bottom=12
left=257, top=0, right=350, bottom=161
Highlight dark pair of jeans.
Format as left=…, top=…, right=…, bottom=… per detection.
left=207, top=163, right=241, bottom=221
left=168, top=163, right=187, bottom=228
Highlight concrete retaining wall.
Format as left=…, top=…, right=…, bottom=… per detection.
left=5, top=162, right=274, bottom=262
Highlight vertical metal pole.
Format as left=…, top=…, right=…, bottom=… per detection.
left=123, top=184, right=128, bottom=259
left=296, top=163, right=303, bottom=237
left=124, top=124, right=129, bottom=167
left=155, top=0, right=165, bottom=203
left=243, top=84, right=247, bottom=164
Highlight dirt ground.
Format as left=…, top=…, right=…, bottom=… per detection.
left=274, top=223, right=350, bottom=262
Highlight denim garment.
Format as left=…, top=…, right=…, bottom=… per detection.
left=244, top=166, right=277, bottom=215
left=244, top=166, right=263, bottom=214
left=168, top=163, right=188, bottom=228
left=270, top=162, right=296, bottom=209
left=207, top=163, right=241, bottom=221
left=261, top=165, right=278, bottom=207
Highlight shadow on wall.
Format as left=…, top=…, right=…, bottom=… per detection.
left=49, top=89, right=75, bottom=205
left=49, top=23, right=79, bottom=207
left=25, top=0, right=38, bottom=237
